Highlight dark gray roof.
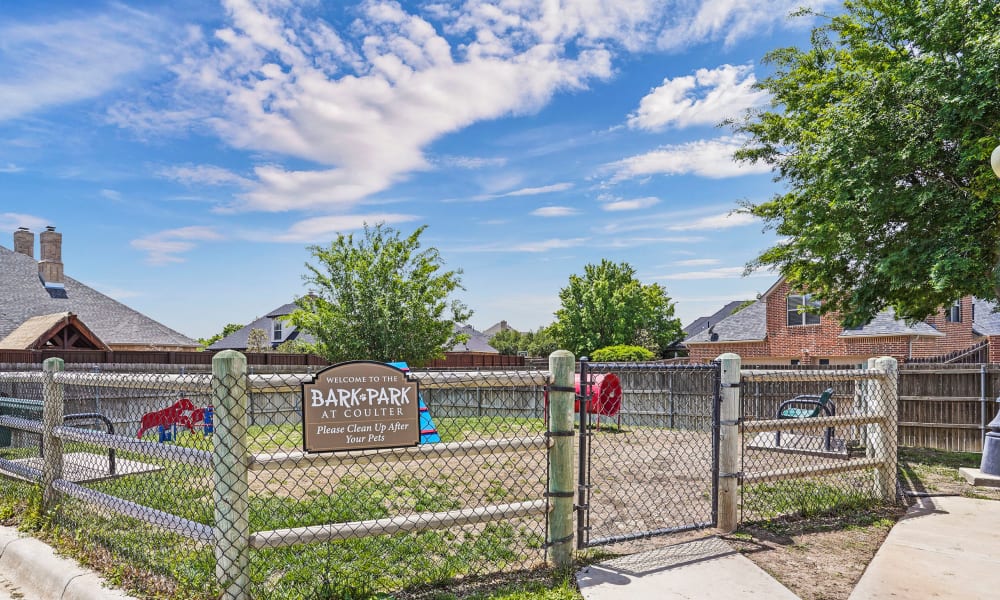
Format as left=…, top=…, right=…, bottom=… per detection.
left=265, top=302, right=299, bottom=318
left=685, top=300, right=767, bottom=343
left=0, top=245, right=197, bottom=348
left=450, top=324, right=498, bottom=353
left=838, top=308, right=943, bottom=338
left=683, top=300, right=749, bottom=337
left=208, top=304, right=313, bottom=350
left=973, top=298, right=1000, bottom=336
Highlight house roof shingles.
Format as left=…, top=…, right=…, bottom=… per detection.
left=682, top=300, right=749, bottom=338
left=0, top=245, right=197, bottom=349
left=685, top=300, right=767, bottom=343
left=837, top=308, right=944, bottom=338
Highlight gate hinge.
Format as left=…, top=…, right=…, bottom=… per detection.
left=720, top=383, right=740, bottom=388
left=719, top=418, right=741, bottom=426
left=574, top=504, right=590, bottom=511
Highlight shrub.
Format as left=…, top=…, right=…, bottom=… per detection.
left=590, top=345, right=654, bottom=362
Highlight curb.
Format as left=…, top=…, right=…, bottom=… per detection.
left=0, top=527, right=137, bottom=600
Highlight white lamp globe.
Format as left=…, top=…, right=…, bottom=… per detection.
left=992, top=144, right=1000, bottom=179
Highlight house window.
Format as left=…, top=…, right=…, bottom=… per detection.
left=946, top=302, right=961, bottom=323
left=818, top=359, right=830, bottom=365
left=272, top=320, right=283, bottom=341
left=787, top=294, right=821, bottom=326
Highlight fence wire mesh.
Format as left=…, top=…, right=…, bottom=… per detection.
left=739, top=363, right=899, bottom=524
left=580, top=362, right=719, bottom=549
left=0, top=362, right=551, bottom=600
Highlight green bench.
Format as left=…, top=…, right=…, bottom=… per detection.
left=775, top=388, right=836, bottom=451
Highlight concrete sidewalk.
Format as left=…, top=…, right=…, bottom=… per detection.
left=849, top=495, right=1000, bottom=599
left=577, top=536, right=798, bottom=599
left=0, top=526, right=136, bottom=600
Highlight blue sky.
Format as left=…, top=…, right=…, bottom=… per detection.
left=0, top=0, right=832, bottom=340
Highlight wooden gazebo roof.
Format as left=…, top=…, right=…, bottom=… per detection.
left=0, top=312, right=110, bottom=351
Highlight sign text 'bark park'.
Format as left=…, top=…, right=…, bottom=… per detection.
left=301, top=361, right=420, bottom=452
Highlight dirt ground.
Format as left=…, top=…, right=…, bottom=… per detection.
left=724, top=447, right=1000, bottom=600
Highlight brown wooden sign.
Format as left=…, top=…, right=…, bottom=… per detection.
left=301, top=361, right=420, bottom=453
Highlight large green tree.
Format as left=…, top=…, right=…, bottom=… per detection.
left=552, top=260, right=682, bottom=357
left=287, top=223, right=471, bottom=364
left=734, top=0, right=1000, bottom=326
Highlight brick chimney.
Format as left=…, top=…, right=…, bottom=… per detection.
left=13, top=227, right=33, bottom=258
left=38, top=226, right=64, bottom=287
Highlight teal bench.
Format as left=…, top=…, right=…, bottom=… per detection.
left=775, top=388, right=836, bottom=451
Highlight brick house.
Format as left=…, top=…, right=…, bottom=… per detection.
left=685, top=278, right=1000, bottom=365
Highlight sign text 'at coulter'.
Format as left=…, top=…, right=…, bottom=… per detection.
left=309, top=385, right=413, bottom=408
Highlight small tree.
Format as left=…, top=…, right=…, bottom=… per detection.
left=489, top=329, right=523, bottom=355
left=525, top=326, right=559, bottom=358
left=246, top=328, right=269, bottom=353
left=288, top=223, right=471, bottom=364
left=552, top=260, right=682, bottom=358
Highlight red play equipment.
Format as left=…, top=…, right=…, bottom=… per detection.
left=136, top=398, right=211, bottom=440
left=545, top=373, right=623, bottom=428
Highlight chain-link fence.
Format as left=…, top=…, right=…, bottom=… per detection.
left=738, top=358, right=899, bottom=524
left=579, top=361, right=719, bottom=549
left=0, top=357, right=552, bottom=600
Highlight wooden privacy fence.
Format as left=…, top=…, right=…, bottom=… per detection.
left=897, top=365, right=1000, bottom=452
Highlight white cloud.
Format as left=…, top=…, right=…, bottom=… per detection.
left=600, top=196, right=660, bottom=212
left=668, top=211, right=756, bottom=231
left=0, top=7, right=164, bottom=122
left=125, top=1, right=613, bottom=213
left=503, top=182, right=574, bottom=197
left=628, top=64, right=768, bottom=130
left=272, top=213, right=421, bottom=243
left=0, top=212, right=48, bottom=232
left=157, top=165, right=253, bottom=188
left=674, top=258, right=721, bottom=267
left=657, top=267, right=746, bottom=280
left=598, top=236, right=705, bottom=248
left=606, top=136, right=772, bottom=181
left=0, top=163, right=24, bottom=173
left=100, top=189, right=122, bottom=201
left=531, top=206, right=578, bottom=217
left=656, top=0, right=834, bottom=51
left=461, top=237, right=588, bottom=253
left=656, top=266, right=776, bottom=280
left=435, top=155, right=508, bottom=169
left=131, top=226, right=224, bottom=265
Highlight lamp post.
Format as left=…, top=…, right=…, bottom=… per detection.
left=981, top=145, right=1000, bottom=476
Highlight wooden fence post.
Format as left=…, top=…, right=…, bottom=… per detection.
left=870, top=356, right=898, bottom=500
left=717, top=353, right=741, bottom=533
left=41, top=357, right=64, bottom=512
left=547, top=350, right=575, bottom=571
left=212, top=350, right=250, bottom=600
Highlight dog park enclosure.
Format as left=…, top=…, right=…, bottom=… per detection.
left=0, top=353, right=900, bottom=599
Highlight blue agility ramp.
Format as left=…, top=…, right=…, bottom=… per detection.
left=387, top=362, right=441, bottom=444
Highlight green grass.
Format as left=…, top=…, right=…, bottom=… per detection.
left=742, top=478, right=880, bottom=520
left=0, top=416, right=561, bottom=599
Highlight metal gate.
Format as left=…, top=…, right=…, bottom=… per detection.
left=576, top=360, right=721, bottom=548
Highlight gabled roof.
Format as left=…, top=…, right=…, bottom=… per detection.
left=208, top=303, right=313, bottom=350
left=0, top=245, right=197, bottom=349
left=685, top=300, right=767, bottom=343
left=451, top=325, right=498, bottom=353
left=972, top=298, right=1000, bottom=336
left=0, top=312, right=109, bottom=350
left=838, top=308, right=944, bottom=338
left=683, top=300, right=750, bottom=338
left=483, top=320, right=517, bottom=338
